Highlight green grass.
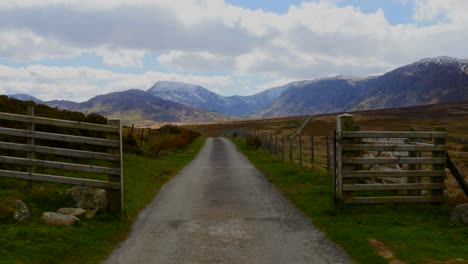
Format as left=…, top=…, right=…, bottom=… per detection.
left=0, top=137, right=205, bottom=264
left=231, top=137, right=468, bottom=264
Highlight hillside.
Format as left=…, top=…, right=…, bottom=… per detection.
left=147, top=81, right=292, bottom=116
left=253, top=76, right=378, bottom=117
left=8, top=56, right=468, bottom=121
left=257, top=56, right=468, bottom=117
left=51, top=89, right=229, bottom=123
left=352, top=57, right=468, bottom=110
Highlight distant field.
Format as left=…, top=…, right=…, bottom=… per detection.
left=185, top=102, right=468, bottom=204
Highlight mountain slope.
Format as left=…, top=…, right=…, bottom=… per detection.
left=49, top=89, right=229, bottom=122
left=147, top=81, right=292, bottom=116
left=7, top=94, right=43, bottom=103
left=257, top=56, right=468, bottom=117
left=254, top=76, right=377, bottom=117
left=352, top=56, right=468, bottom=110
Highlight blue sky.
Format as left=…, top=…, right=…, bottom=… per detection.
left=0, top=0, right=466, bottom=101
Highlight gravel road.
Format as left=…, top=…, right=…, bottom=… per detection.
left=104, top=137, right=354, bottom=264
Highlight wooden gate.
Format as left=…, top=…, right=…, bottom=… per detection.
left=0, top=107, right=123, bottom=213
left=335, top=114, right=447, bottom=204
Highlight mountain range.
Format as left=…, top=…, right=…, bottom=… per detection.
left=7, top=56, right=468, bottom=122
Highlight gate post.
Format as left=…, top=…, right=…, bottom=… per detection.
left=432, top=127, right=446, bottom=198
left=108, top=119, right=123, bottom=214
left=336, top=114, right=356, bottom=200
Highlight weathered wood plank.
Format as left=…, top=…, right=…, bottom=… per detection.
left=343, top=131, right=446, bottom=139
left=342, top=144, right=447, bottom=152
left=343, top=183, right=445, bottom=191
left=0, top=142, right=120, bottom=161
left=107, top=119, right=123, bottom=214
left=447, top=153, right=468, bottom=197
left=0, top=127, right=120, bottom=147
left=432, top=127, right=446, bottom=197
left=0, top=170, right=120, bottom=189
left=343, top=157, right=446, bottom=164
left=343, top=170, right=446, bottom=178
left=0, top=156, right=121, bottom=175
left=342, top=196, right=444, bottom=204
left=0, top=112, right=119, bottom=133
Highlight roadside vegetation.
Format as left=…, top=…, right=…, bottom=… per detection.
left=0, top=136, right=204, bottom=263
left=0, top=97, right=205, bottom=263
left=231, top=137, right=468, bottom=264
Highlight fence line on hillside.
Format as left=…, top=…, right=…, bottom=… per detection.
left=231, top=116, right=467, bottom=204
left=230, top=129, right=333, bottom=172
left=0, top=106, right=123, bottom=213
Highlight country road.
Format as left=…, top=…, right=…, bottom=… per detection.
left=104, top=137, right=353, bottom=264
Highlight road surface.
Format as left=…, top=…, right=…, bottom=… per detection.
left=104, top=137, right=353, bottom=264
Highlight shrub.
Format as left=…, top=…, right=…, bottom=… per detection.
left=245, top=135, right=261, bottom=149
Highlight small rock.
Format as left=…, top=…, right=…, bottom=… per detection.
left=14, top=200, right=31, bottom=222
left=85, top=208, right=98, bottom=219
left=40, top=212, right=80, bottom=226
left=66, top=186, right=108, bottom=212
left=451, top=203, right=468, bottom=225
left=57, top=208, right=87, bottom=219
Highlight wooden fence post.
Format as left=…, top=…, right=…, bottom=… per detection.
left=275, top=136, right=278, bottom=155
left=269, top=134, right=273, bottom=152
left=299, top=135, right=303, bottom=166
left=108, top=119, right=123, bottom=214
left=432, top=127, right=446, bottom=197
left=129, top=124, right=134, bottom=137
left=310, top=136, right=314, bottom=163
left=326, top=136, right=330, bottom=172
left=289, top=136, right=293, bottom=163
left=336, top=114, right=356, bottom=200
left=139, top=128, right=144, bottom=147
left=27, top=106, right=35, bottom=189
left=282, top=136, right=285, bottom=161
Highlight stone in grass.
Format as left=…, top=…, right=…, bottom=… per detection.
left=65, top=186, right=108, bottom=212
left=57, top=208, right=87, bottom=219
left=451, top=203, right=468, bottom=225
left=14, top=200, right=31, bottom=222
left=40, top=212, right=80, bottom=226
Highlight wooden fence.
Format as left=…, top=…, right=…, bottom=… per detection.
left=0, top=107, right=123, bottom=213
left=335, top=114, right=447, bottom=204
left=233, top=129, right=333, bottom=171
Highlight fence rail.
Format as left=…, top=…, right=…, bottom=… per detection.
left=0, top=107, right=123, bottom=213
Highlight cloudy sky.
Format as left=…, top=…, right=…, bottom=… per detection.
left=0, top=0, right=467, bottom=102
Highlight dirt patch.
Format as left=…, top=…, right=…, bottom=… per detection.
left=368, top=238, right=405, bottom=264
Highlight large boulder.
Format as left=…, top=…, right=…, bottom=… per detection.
left=57, top=208, right=87, bottom=219
left=14, top=200, right=31, bottom=222
left=40, top=212, right=80, bottom=226
left=451, top=203, right=468, bottom=225
left=65, top=186, right=108, bottom=212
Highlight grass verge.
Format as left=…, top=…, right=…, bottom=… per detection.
left=0, top=137, right=205, bottom=264
left=231, top=137, right=468, bottom=264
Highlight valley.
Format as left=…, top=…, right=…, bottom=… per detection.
left=8, top=56, right=468, bottom=124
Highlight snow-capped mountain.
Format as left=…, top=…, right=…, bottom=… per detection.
left=147, top=81, right=293, bottom=116
left=256, top=56, right=468, bottom=117
left=8, top=56, right=468, bottom=120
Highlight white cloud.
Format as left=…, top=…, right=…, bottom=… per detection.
left=0, top=64, right=234, bottom=101
left=157, top=50, right=234, bottom=70
left=0, top=29, right=80, bottom=62
left=0, top=0, right=467, bottom=99
left=95, top=47, right=147, bottom=68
